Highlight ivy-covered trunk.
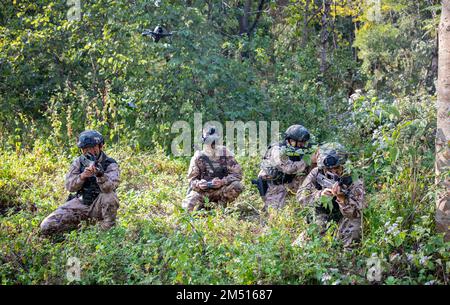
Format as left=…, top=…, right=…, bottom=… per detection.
left=436, top=0, right=450, bottom=241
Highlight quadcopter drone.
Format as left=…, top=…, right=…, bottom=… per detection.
left=142, top=25, right=173, bottom=42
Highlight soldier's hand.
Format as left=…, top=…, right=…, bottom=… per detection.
left=336, top=194, right=346, bottom=206
left=332, top=182, right=346, bottom=196
left=311, top=150, right=319, bottom=164
left=211, top=178, right=224, bottom=188
left=198, top=180, right=209, bottom=190
left=89, top=164, right=97, bottom=174
left=80, top=165, right=95, bottom=180
left=331, top=182, right=340, bottom=195
left=332, top=183, right=347, bottom=205
left=321, top=188, right=334, bottom=197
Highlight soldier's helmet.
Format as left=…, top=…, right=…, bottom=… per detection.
left=317, top=142, right=348, bottom=169
left=77, top=130, right=105, bottom=148
left=284, top=124, right=310, bottom=142
left=202, top=126, right=220, bottom=145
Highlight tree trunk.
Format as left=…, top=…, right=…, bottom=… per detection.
left=206, top=0, right=213, bottom=20
left=301, top=0, right=310, bottom=47
left=436, top=0, right=450, bottom=241
left=425, top=2, right=439, bottom=93
left=320, top=0, right=331, bottom=74
left=248, top=0, right=266, bottom=36
left=238, top=0, right=251, bottom=35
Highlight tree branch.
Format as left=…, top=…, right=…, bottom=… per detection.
left=248, top=0, right=266, bottom=35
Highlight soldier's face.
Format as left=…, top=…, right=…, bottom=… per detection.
left=325, top=166, right=343, bottom=176
left=288, top=139, right=306, bottom=148
left=82, top=144, right=102, bottom=157
left=203, top=140, right=216, bottom=149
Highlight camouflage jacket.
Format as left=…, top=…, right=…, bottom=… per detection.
left=65, top=151, right=120, bottom=195
left=296, top=167, right=365, bottom=219
left=258, top=143, right=309, bottom=180
left=187, top=145, right=242, bottom=192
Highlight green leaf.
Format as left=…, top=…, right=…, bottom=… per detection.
left=303, top=154, right=312, bottom=166
left=389, top=146, right=399, bottom=163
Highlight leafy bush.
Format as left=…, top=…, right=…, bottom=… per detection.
left=0, top=135, right=448, bottom=284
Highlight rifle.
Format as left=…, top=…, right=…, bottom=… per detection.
left=251, top=177, right=269, bottom=197
left=316, top=172, right=351, bottom=197
left=283, top=147, right=304, bottom=158
left=80, top=153, right=104, bottom=177
left=187, top=180, right=218, bottom=195
left=281, top=142, right=317, bottom=160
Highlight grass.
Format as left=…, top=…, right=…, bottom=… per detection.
left=0, top=142, right=448, bottom=284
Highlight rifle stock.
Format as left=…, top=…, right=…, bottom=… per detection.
left=251, top=177, right=269, bottom=197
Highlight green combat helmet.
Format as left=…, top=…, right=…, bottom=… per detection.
left=284, top=124, right=310, bottom=143
left=77, top=130, right=105, bottom=148
left=282, top=125, right=311, bottom=158
left=317, top=142, right=348, bottom=169
left=202, top=126, right=220, bottom=145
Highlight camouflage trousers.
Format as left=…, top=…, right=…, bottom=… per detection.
left=314, top=212, right=362, bottom=248
left=263, top=177, right=303, bottom=210
left=40, top=192, right=120, bottom=235
left=182, top=181, right=244, bottom=212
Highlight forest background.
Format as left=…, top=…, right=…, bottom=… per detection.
left=0, top=0, right=448, bottom=284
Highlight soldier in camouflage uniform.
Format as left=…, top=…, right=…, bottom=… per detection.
left=257, top=125, right=317, bottom=210
left=296, top=142, right=365, bottom=248
left=40, top=130, right=120, bottom=235
left=182, top=126, right=244, bottom=212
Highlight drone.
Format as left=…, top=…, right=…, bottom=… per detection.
left=142, top=25, right=173, bottom=42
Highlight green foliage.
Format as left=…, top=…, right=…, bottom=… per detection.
left=0, top=0, right=447, bottom=285
left=0, top=139, right=448, bottom=284
left=354, top=0, right=439, bottom=95
left=0, top=0, right=274, bottom=148
left=0, top=0, right=372, bottom=149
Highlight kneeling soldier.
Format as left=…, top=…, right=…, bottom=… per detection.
left=40, top=130, right=120, bottom=235
left=182, top=126, right=244, bottom=212
left=255, top=124, right=316, bottom=210
left=296, top=143, right=365, bottom=248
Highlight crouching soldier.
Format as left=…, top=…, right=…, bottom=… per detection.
left=40, top=130, right=120, bottom=235
left=296, top=143, right=365, bottom=248
left=254, top=124, right=316, bottom=210
left=182, top=126, right=244, bottom=212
